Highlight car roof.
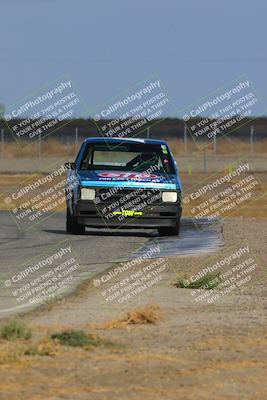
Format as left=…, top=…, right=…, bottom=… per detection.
left=83, top=137, right=168, bottom=146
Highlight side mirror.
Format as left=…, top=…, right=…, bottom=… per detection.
left=64, top=162, right=75, bottom=170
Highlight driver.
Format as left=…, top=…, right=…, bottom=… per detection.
left=127, top=152, right=157, bottom=171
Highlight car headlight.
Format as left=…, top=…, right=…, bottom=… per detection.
left=81, top=188, right=96, bottom=200
left=162, top=191, right=178, bottom=202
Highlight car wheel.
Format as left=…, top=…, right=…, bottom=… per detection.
left=71, top=216, right=85, bottom=235
left=158, top=221, right=180, bottom=236
left=66, top=205, right=85, bottom=235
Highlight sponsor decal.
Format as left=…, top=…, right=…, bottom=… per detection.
left=112, top=210, right=143, bottom=217
left=161, top=144, right=168, bottom=154
left=98, top=172, right=158, bottom=180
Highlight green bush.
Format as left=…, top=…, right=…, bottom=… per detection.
left=51, top=330, right=111, bottom=348
left=0, top=320, right=32, bottom=341
left=175, top=272, right=221, bottom=290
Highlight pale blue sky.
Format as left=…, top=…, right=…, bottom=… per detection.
left=0, top=0, right=266, bottom=116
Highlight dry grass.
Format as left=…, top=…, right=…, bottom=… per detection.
left=181, top=171, right=267, bottom=218
left=0, top=337, right=60, bottom=365
left=168, top=137, right=267, bottom=155
left=1, top=138, right=79, bottom=158
left=0, top=173, right=65, bottom=211
left=24, top=337, right=60, bottom=356
left=0, top=342, right=25, bottom=364
left=0, top=321, right=60, bottom=364
left=1, top=137, right=267, bottom=158
left=102, top=305, right=163, bottom=329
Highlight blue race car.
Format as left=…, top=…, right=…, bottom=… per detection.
left=65, top=137, right=182, bottom=236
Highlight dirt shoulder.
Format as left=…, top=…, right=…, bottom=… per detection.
left=0, top=216, right=267, bottom=400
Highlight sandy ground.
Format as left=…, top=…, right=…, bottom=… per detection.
left=0, top=216, right=266, bottom=400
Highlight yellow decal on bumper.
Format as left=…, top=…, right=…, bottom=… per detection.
left=113, top=210, right=143, bottom=217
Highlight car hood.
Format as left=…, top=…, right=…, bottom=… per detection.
left=77, top=169, right=179, bottom=190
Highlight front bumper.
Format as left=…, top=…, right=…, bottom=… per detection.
left=75, top=201, right=182, bottom=229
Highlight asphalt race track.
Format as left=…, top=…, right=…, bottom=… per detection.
left=0, top=210, right=223, bottom=318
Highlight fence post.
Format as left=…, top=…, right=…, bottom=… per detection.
left=75, top=127, right=78, bottom=152
left=184, top=125, right=187, bottom=155
left=250, top=126, right=254, bottom=155
left=67, top=139, right=70, bottom=160
left=1, top=128, right=4, bottom=158
left=188, top=164, right=192, bottom=176
left=213, top=131, right=217, bottom=155
left=38, top=132, right=42, bottom=157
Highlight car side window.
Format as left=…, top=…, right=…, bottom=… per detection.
left=81, top=145, right=93, bottom=169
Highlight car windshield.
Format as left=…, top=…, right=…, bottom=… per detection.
left=80, top=142, right=175, bottom=174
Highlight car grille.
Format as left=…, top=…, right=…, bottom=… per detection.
left=95, top=188, right=162, bottom=205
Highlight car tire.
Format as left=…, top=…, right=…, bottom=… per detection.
left=71, top=216, right=85, bottom=235
left=158, top=220, right=180, bottom=236
left=66, top=206, right=85, bottom=235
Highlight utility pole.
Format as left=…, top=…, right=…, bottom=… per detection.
left=75, top=127, right=78, bottom=152
left=38, top=132, right=42, bottom=157
left=213, top=131, right=217, bottom=155
left=250, top=125, right=254, bottom=155
left=203, top=148, right=207, bottom=173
